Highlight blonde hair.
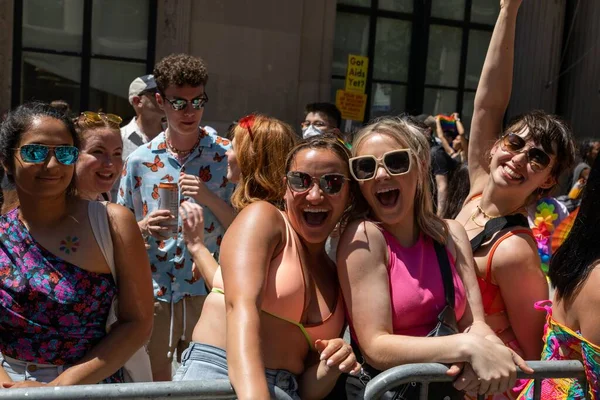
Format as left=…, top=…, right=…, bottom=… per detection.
left=352, top=116, right=449, bottom=245
left=230, top=114, right=298, bottom=211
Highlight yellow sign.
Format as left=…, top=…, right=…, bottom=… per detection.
left=336, top=90, right=367, bottom=122
left=345, top=54, right=369, bottom=93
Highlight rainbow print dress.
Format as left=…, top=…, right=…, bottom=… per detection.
left=518, top=301, right=599, bottom=400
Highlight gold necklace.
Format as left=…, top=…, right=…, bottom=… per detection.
left=471, top=203, right=526, bottom=228
left=166, top=133, right=200, bottom=156
left=469, top=207, right=486, bottom=228
left=476, top=205, right=500, bottom=220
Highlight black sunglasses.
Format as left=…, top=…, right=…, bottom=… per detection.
left=286, top=171, right=348, bottom=195
left=163, top=93, right=209, bottom=111
left=349, top=149, right=412, bottom=181
left=501, top=133, right=551, bottom=172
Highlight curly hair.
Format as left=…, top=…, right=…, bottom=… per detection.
left=153, top=53, right=209, bottom=93
left=230, top=115, right=298, bottom=212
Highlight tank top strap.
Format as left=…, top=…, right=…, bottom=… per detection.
left=485, top=228, right=535, bottom=282
left=465, top=193, right=483, bottom=206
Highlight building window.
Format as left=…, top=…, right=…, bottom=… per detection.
left=333, top=0, right=497, bottom=126
left=12, top=0, right=157, bottom=119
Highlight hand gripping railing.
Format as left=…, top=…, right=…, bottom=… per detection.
left=364, top=360, right=589, bottom=400
left=0, top=379, right=237, bottom=400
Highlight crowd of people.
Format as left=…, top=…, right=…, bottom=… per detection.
left=0, top=1, right=599, bottom=399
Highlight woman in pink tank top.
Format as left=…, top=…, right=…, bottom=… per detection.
left=174, top=117, right=361, bottom=400
left=453, top=2, right=577, bottom=398
left=337, top=116, right=533, bottom=399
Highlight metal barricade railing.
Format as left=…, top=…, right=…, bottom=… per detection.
left=0, top=360, right=588, bottom=399
left=0, top=379, right=237, bottom=400
left=364, top=360, right=589, bottom=400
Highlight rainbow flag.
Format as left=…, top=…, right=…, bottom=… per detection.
left=437, top=115, right=457, bottom=133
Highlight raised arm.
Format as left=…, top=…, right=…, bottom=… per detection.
left=49, top=204, right=154, bottom=385
left=453, top=113, right=469, bottom=163
left=435, top=116, right=457, bottom=157
left=220, top=202, right=285, bottom=400
left=468, top=0, right=522, bottom=191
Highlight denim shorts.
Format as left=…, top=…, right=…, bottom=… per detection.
left=0, top=353, right=69, bottom=383
left=173, top=342, right=300, bottom=400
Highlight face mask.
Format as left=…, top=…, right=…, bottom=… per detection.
left=302, top=125, right=323, bottom=139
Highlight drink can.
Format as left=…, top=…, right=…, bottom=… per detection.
left=568, top=180, right=584, bottom=200
left=158, top=182, right=179, bottom=237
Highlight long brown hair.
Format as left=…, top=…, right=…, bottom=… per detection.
left=230, top=114, right=298, bottom=211
left=352, top=117, right=449, bottom=245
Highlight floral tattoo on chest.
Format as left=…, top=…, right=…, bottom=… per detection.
left=59, top=236, right=80, bottom=255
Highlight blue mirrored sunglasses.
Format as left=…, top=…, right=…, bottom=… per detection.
left=18, top=144, right=79, bottom=166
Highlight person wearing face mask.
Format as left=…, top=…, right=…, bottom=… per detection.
left=301, top=103, right=348, bottom=144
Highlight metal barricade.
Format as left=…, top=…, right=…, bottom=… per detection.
left=0, top=360, right=589, bottom=399
left=364, top=360, right=589, bottom=400
left=0, top=379, right=237, bottom=399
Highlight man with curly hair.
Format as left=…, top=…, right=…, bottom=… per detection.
left=117, top=53, right=235, bottom=381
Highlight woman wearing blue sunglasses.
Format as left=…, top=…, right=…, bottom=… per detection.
left=0, top=102, right=153, bottom=388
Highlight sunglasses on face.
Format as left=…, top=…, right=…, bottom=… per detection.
left=501, top=133, right=551, bottom=172
left=17, top=144, right=79, bottom=166
left=349, top=149, right=412, bottom=181
left=286, top=171, right=348, bottom=195
left=163, top=93, right=209, bottom=111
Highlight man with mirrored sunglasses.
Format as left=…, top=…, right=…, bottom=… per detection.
left=118, top=54, right=235, bottom=382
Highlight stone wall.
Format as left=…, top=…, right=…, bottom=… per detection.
left=155, top=0, right=336, bottom=133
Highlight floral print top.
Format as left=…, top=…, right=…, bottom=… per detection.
left=0, top=208, right=122, bottom=382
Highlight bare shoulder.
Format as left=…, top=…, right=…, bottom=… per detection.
left=491, top=231, right=539, bottom=272
left=223, top=201, right=287, bottom=248
left=573, top=263, right=600, bottom=344
left=576, top=263, right=600, bottom=306
left=337, top=219, right=387, bottom=275
left=231, top=201, right=285, bottom=231
left=106, top=202, right=136, bottom=222
left=338, top=219, right=386, bottom=255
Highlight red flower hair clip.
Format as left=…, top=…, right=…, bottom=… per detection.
left=238, top=114, right=256, bottom=141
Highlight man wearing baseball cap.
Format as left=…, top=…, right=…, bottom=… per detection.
left=122, top=74, right=165, bottom=160
left=111, top=75, right=165, bottom=200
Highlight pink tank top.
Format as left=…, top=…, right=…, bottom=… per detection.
left=382, top=229, right=467, bottom=337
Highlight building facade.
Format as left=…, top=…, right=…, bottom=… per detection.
left=1, top=0, right=598, bottom=137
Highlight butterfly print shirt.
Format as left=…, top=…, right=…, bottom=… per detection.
left=118, top=128, right=234, bottom=302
